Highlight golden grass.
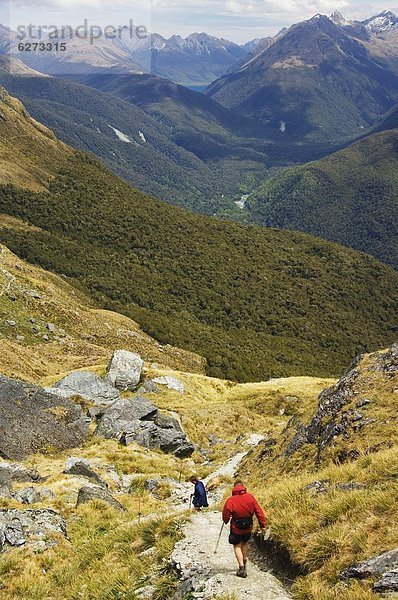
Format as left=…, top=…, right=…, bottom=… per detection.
left=0, top=243, right=205, bottom=382
left=241, top=348, right=398, bottom=599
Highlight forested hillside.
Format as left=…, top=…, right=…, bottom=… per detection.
left=247, top=129, right=398, bottom=270
left=0, top=89, right=397, bottom=381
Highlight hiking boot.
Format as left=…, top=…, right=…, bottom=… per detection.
left=243, top=559, right=248, bottom=574
left=236, top=566, right=247, bottom=578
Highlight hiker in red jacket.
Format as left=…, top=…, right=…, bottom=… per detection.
left=222, top=481, right=267, bottom=578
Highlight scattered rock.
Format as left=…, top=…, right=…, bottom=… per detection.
left=46, top=323, right=56, bottom=333
left=64, top=457, right=107, bottom=488
left=246, top=434, right=265, bottom=446
left=76, top=485, right=124, bottom=510
left=341, top=547, right=398, bottom=579
left=5, top=320, right=16, bottom=327
left=336, top=482, right=367, bottom=492
left=15, top=487, right=42, bottom=505
left=369, top=344, right=398, bottom=378
left=106, top=350, right=143, bottom=391
left=26, top=290, right=41, bottom=300
left=135, top=585, right=156, bottom=599
left=0, top=509, right=67, bottom=552
left=0, top=375, right=89, bottom=460
left=351, top=411, right=364, bottom=422
left=95, top=395, right=158, bottom=439
left=0, top=462, right=43, bottom=483
left=138, top=380, right=159, bottom=394
left=151, top=376, right=185, bottom=394
left=303, top=480, right=330, bottom=495
left=46, top=371, right=119, bottom=405
left=356, top=398, right=371, bottom=408
left=374, top=570, right=398, bottom=592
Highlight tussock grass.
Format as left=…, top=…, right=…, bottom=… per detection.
left=242, top=348, right=398, bottom=599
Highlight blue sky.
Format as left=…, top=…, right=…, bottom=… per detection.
left=3, top=0, right=398, bottom=42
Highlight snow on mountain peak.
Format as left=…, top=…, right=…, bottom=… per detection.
left=363, top=11, right=398, bottom=33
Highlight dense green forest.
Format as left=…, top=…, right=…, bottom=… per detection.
left=0, top=149, right=397, bottom=381
left=247, top=129, right=398, bottom=270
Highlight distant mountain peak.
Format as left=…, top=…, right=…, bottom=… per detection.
left=330, top=11, right=349, bottom=26
left=362, top=10, right=398, bottom=33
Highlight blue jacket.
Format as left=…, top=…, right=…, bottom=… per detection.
left=193, top=481, right=209, bottom=508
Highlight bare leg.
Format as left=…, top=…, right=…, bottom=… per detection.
left=234, top=543, right=244, bottom=567
left=242, top=542, right=249, bottom=563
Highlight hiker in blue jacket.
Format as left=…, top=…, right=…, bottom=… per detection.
left=190, top=476, right=209, bottom=510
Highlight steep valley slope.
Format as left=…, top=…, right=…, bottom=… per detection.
left=0, top=87, right=397, bottom=383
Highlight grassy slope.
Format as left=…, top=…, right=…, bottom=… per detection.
left=0, top=347, right=332, bottom=598
left=247, top=129, right=398, bottom=270
left=0, top=242, right=205, bottom=381
left=0, top=88, right=398, bottom=382
left=241, top=347, right=398, bottom=599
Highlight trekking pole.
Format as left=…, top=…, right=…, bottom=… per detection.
left=189, top=494, right=193, bottom=509
left=214, top=523, right=224, bottom=554
left=138, top=497, right=142, bottom=525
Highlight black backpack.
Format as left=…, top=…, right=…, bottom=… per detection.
left=234, top=516, right=253, bottom=530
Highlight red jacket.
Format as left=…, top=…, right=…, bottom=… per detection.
left=222, top=484, right=266, bottom=534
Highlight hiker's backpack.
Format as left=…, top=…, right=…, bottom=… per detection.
left=234, top=516, right=253, bottom=530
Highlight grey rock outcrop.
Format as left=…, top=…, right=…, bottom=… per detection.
left=374, top=570, right=398, bottom=592
left=0, top=462, right=42, bottom=483
left=64, top=457, right=107, bottom=488
left=106, top=350, right=143, bottom=391
left=151, top=376, right=185, bottom=394
left=284, top=346, right=397, bottom=465
left=76, top=485, right=124, bottom=510
left=46, top=371, right=119, bottom=405
left=341, top=547, right=398, bottom=580
left=95, top=395, right=194, bottom=458
left=0, top=509, right=67, bottom=551
left=95, top=395, right=157, bottom=439
left=0, top=375, right=89, bottom=460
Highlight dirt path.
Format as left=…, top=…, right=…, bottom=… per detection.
left=171, top=435, right=291, bottom=599
left=172, top=510, right=291, bottom=599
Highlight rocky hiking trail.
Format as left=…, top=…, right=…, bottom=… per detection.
left=170, top=441, right=291, bottom=600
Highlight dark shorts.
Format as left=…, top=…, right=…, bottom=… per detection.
left=229, top=531, right=252, bottom=545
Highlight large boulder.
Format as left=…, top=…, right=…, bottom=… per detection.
left=0, top=509, right=67, bottom=552
left=46, top=371, right=119, bottom=405
left=0, top=375, right=89, bottom=460
left=76, top=485, right=124, bottom=510
left=106, top=350, right=144, bottom=391
left=95, top=395, right=194, bottom=458
left=123, top=416, right=194, bottom=458
left=95, top=395, right=158, bottom=439
left=64, top=457, right=107, bottom=488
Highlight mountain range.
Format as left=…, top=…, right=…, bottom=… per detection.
left=0, top=25, right=248, bottom=86
left=1, top=88, right=397, bottom=382
left=206, top=12, right=398, bottom=143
